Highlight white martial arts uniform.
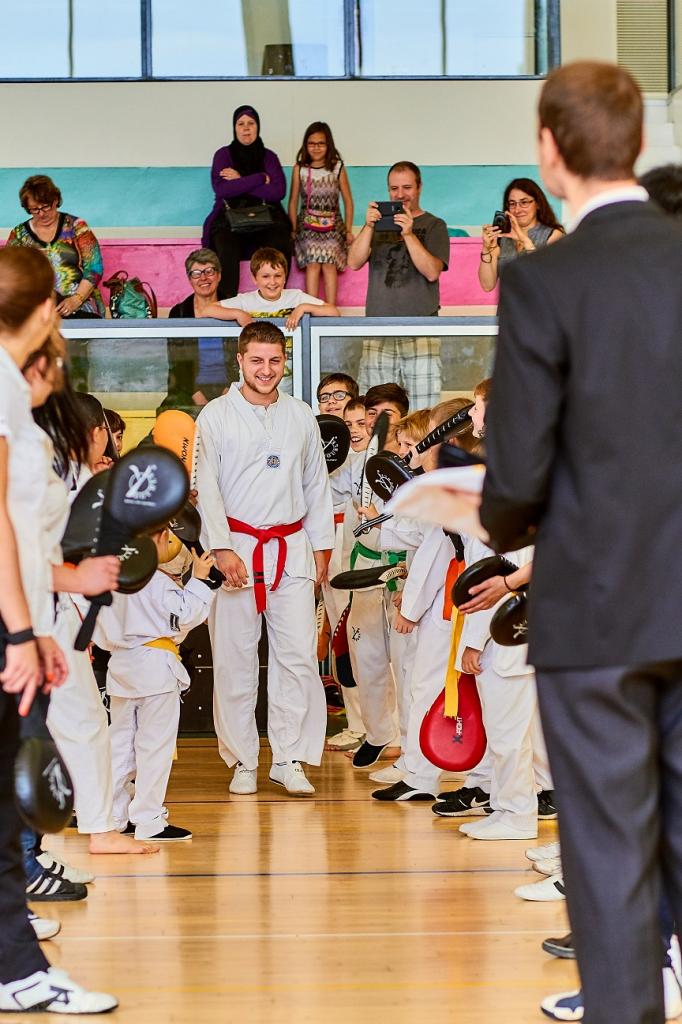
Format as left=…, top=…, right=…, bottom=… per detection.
left=95, top=572, right=215, bottom=839
left=456, top=537, right=552, bottom=830
left=383, top=521, right=457, bottom=793
left=196, top=384, right=334, bottom=771
left=332, top=453, right=403, bottom=748
left=325, top=450, right=367, bottom=735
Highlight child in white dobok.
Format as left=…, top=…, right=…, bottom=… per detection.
left=95, top=528, right=218, bottom=842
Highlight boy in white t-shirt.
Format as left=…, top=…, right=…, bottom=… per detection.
left=208, top=247, right=339, bottom=394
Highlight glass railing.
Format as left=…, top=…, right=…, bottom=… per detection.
left=62, top=315, right=497, bottom=446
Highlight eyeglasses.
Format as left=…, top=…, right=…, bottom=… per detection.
left=189, top=267, right=218, bottom=279
left=27, top=203, right=55, bottom=216
left=319, top=390, right=351, bottom=402
left=507, top=199, right=535, bottom=209
left=308, top=142, right=326, bottom=148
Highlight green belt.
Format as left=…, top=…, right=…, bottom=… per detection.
left=350, top=542, right=406, bottom=592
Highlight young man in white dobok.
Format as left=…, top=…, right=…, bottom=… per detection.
left=196, top=321, right=334, bottom=796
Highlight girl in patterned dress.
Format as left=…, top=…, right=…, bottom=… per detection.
left=288, top=122, right=354, bottom=305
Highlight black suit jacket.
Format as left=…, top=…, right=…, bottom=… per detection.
left=480, top=200, right=682, bottom=669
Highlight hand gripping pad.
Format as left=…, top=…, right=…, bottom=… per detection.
left=452, top=555, right=519, bottom=608
left=419, top=676, right=487, bottom=772
left=317, top=414, right=351, bottom=473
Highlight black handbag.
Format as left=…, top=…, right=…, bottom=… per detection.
left=223, top=200, right=273, bottom=233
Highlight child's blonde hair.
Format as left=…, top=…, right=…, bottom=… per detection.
left=395, top=408, right=431, bottom=445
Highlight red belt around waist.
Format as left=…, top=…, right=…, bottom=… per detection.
left=227, top=517, right=304, bottom=613
left=334, top=512, right=345, bottom=526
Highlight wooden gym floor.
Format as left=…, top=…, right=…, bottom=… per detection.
left=9, top=738, right=578, bottom=1023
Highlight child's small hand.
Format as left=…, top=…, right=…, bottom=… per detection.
left=392, top=591, right=402, bottom=609
left=461, top=646, right=483, bottom=675
left=285, top=305, right=306, bottom=331
left=358, top=503, right=379, bottom=521
left=191, top=550, right=215, bottom=581
left=394, top=611, right=417, bottom=635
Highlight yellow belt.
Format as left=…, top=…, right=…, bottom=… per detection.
left=143, top=637, right=181, bottom=661
left=443, top=607, right=465, bottom=718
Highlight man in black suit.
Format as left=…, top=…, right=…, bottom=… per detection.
left=479, top=62, right=682, bottom=1024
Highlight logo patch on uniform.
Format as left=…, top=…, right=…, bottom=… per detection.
left=266, top=454, right=281, bottom=469
left=351, top=627, right=361, bottom=642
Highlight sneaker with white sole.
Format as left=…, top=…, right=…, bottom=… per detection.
left=26, top=870, right=87, bottom=903
left=525, top=841, right=561, bottom=862
left=269, top=761, right=315, bottom=795
left=0, top=968, right=118, bottom=1014
left=460, top=812, right=538, bottom=841
left=533, top=855, right=563, bottom=876
left=37, top=853, right=94, bottom=886
left=432, top=786, right=490, bottom=817
left=541, top=971, right=682, bottom=1022
left=326, top=729, right=365, bottom=751
left=229, top=763, right=258, bottom=795
left=515, top=873, right=566, bottom=901
left=368, top=764, right=404, bottom=784
left=28, top=911, right=61, bottom=941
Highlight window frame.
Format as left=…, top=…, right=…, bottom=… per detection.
left=0, top=0, right=561, bottom=83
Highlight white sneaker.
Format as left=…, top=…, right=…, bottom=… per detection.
left=0, top=968, right=118, bottom=1013
left=533, top=855, right=563, bottom=876
left=461, top=811, right=538, bottom=841
left=269, top=761, right=315, bottom=796
left=229, top=763, right=258, bottom=795
left=526, top=840, right=561, bottom=862
left=28, top=911, right=61, bottom=941
left=664, top=966, right=682, bottom=1020
left=37, top=853, right=94, bottom=885
left=326, top=729, right=365, bottom=751
left=368, top=764, right=404, bottom=784
left=515, top=873, right=566, bottom=901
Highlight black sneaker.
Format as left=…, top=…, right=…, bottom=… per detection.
left=371, top=781, right=435, bottom=802
left=541, top=932, right=575, bottom=959
left=352, top=741, right=389, bottom=769
left=26, top=869, right=88, bottom=902
left=432, top=786, right=491, bottom=817
left=146, top=825, right=192, bottom=842
left=538, top=790, right=558, bottom=819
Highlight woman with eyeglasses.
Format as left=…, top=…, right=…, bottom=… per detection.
left=165, top=248, right=247, bottom=408
left=478, top=178, right=564, bottom=292
left=7, top=175, right=105, bottom=319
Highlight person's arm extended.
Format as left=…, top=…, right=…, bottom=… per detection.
left=478, top=224, right=500, bottom=292
left=339, top=166, right=354, bottom=240
left=348, top=202, right=381, bottom=270
left=198, top=302, right=252, bottom=326
left=480, top=258, right=566, bottom=552
left=288, top=164, right=300, bottom=230
left=396, top=208, right=444, bottom=282
left=284, top=300, right=339, bottom=331
left=0, top=437, right=41, bottom=702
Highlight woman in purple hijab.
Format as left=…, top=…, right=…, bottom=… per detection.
left=202, top=105, right=293, bottom=297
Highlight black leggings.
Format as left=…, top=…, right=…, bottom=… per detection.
left=210, top=207, right=293, bottom=299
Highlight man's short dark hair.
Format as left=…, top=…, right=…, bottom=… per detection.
left=387, top=161, right=422, bottom=188
left=539, top=61, right=642, bottom=181
left=344, top=398, right=366, bottom=416
left=238, top=321, right=287, bottom=355
left=317, top=373, right=359, bottom=400
left=639, top=164, right=682, bottom=219
left=364, top=383, right=409, bottom=417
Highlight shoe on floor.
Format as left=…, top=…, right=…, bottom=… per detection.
left=541, top=989, right=583, bottom=1021
left=432, top=786, right=490, bottom=816
left=230, top=763, right=258, bottom=795
left=542, top=933, right=575, bottom=959
left=368, top=764, right=404, bottom=784
left=28, top=911, right=61, bottom=941
left=326, top=729, right=365, bottom=752
left=525, top=840, right=561, bottom=862
left=515, top=873, right=566, bottom=901
left=0, top=967, right=118, bottom=1014
left=533, top=855, right=563, bottom=876
left=144, top=825, right=192, bottom=842
left=269, top=761, right=315, bottom=795
left=352, top=741, right=391, bottom=769
left=461, top=812, right=538, bottom=841
left=538, top=790, right=558, bottom=819
left=371, top=781, right=435, bottom=802
left=37, top=852, right=94, bottom=885
left=120, top=822, right=135, bottom=835
left=26, top=869, right=88, bottom=903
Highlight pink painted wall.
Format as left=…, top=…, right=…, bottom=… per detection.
left=99, top=236, right=498, bottom=310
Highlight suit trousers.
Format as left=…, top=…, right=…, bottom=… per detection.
left=536, top=659, right=682, bottom=1024
left=0, top=691, right=49, bottom=983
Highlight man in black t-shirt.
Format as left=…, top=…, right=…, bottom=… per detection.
left=348, top=161, right=449, bottom=407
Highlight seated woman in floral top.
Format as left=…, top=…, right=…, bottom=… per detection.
left=7, top=174, right=105, bottom=319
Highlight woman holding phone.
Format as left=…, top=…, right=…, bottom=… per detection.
left=478, top=178, right=564, bottom=292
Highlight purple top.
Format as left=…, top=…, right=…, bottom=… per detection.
left=201, top=145, right=287, bottom=246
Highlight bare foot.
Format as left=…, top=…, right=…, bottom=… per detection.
left=88, top=831, right=160, bottom=855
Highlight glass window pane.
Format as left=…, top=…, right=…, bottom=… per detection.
left=0, top=0, right=140, bottom=78
left=152, top=0, right=344, bottom=77
left=357, top=0, right=538, bottom=77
